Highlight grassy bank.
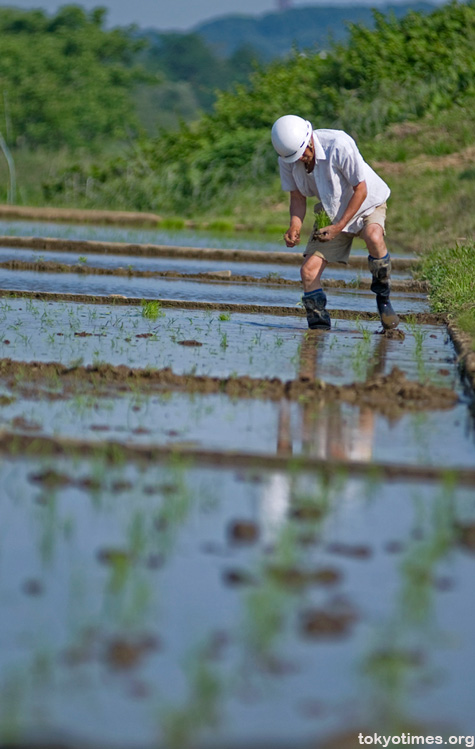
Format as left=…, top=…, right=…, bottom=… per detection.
left=419, top=242, right=475, bottom=341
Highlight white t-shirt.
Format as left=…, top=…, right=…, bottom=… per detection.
left=278, top=128, right=390, bottom=234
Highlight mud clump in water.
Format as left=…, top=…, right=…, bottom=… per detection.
left=300, top=601, right=358, bottom=638
left=385, top=540, right=405, bottom=554
left=22, top=578, right=44, bottom=596
left=223, top=568, right=256, bottom=586
left=266, top=565, right=342, bottom=588
left=97, top=548, right=133, bottom=565
left=111, top=480, right=133, bottom=492
left=29, top=468, right=74, bottom=488
left=454, top=522, right=475, bottom=553
left=74, top=331, right=105, bottom=338
left=104, top=635, right=159, bottom=670
left=227, top=519, right=260, bottom=544
left=383, top=328, right=406, bottom=340
left=11, top=416, right=41, bottom=431
left=0, top=359, right=459, bottom=418
left=326, top=541, right=373, bottom=559
left=290, top=502, right=326, bottom=521
left=29, top=469, right=101, bottom=492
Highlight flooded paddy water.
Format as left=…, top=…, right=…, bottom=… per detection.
left=0, top=220, right=473, bottom=748
left=0, top=268, right=429, bottom=313
left=0, top=247, right=412, bottom=283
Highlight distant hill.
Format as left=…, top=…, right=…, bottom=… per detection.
left=193, top=2, right=437, bottom=59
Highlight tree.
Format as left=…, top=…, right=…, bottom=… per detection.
left=0, top=5, right=145, bottom=147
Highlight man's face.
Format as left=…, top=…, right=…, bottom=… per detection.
left=299, top=137, right=315, bottom=171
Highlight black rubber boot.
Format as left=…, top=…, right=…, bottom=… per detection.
left=368, top=254, right=399, bottom=330
left=302, top=290, right=331, bottom=330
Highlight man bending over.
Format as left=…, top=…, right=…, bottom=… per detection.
left=271, top=114, right=399, bottom=330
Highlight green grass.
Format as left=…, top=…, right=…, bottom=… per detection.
left=419, top=242, right=475, bottom=340
left=363, top=98, right=475, bottom=164
left=0, top=143, right=120, bottom=207
left=378, top=164, right=475, bottom=254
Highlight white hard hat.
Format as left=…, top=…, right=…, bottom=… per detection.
left=271, top=115, right=313, bottom=163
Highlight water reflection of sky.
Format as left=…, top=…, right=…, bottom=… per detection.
left=0, top=246, right=412, bottom=281
left=0, top=218, right=397, bottom=256
left=0, top=268, right=430, bottom=313
left=0, top=299, right=444, bottom=384
left=1, top=457, right=474, bottom=746
left=0, top=219, right=294, bottom=251
left=0, top=391, right=473, bottom=468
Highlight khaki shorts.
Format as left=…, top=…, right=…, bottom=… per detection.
left=304, top=202, right=387, bottom=264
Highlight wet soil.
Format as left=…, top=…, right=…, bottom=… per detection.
left=265, top=564, right=342, bottom=588
left=300, top=602, right=359, bottom=638
left=0, top=358, right=458, bottom=415
left=447, top=321, right=475, bottom=391
left=228, top=519, right=260, bottom=543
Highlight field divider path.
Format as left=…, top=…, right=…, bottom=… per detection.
left=0, top=235, right=418, bottom=270
left=0, top=288, right=442, bottom=324
left=1, top=429, right=474, bottom=487
left=0, top=204, right=165, bottom=226
left=0, top=356, right=458, bottom=414
left=0, top=259, right=427, bottom=293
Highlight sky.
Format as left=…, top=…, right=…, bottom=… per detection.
left=0, top=0, right=445, bottom=31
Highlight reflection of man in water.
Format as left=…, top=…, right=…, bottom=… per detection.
left=302, top=403, right=374, bottom=463
left=260, top=335, right=389, bottom=540
left=261, top=400, right=374, bottom=543
left=276, top=330, right=389, bottom=462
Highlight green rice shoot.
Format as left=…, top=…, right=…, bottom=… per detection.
left=314, top=209, right=332, bottom=230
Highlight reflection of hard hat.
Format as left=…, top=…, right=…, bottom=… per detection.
left=271, top=115, right=313, bottom=163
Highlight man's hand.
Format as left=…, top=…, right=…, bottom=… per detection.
left=313, top=224, right=341, bottom=242
left=284, top=226, right=301, bottom=247
left=286, top=190, right=306, bottom=247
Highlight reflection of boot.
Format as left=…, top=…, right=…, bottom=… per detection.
left=302, top=289, right=331, bottom=330
left=368, top=254, right=399, bottom=330
left=368, top=333, right=389, bottom=377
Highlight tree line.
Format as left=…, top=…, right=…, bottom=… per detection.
left=0, top=1, right=474, bottom=217
left=0, top=5, right=260, bottom=147
left=43, top=0, right=474, bottom=213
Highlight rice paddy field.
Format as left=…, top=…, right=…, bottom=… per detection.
left=0, top=219, right=474, bottom=749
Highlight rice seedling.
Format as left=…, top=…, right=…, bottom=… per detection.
left=160, top=647, right=222, bottom=749
left=313, top=208, right=332, bottom=231
left=141, top=300, right=165, bottom=320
